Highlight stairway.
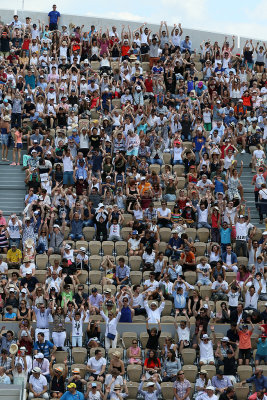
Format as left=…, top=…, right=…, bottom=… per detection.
left=0, top=149, right=26, bottom=218
left=236, top=153, right=262, bottom=230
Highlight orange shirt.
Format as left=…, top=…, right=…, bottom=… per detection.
left=238, top=329, right=252, bottom=349
left=180, top=251, right=195, bottom=264
left=138, top=182, right=152, bottom=195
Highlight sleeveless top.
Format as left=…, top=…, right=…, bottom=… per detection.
left=119, top=306, right=132, bottom=323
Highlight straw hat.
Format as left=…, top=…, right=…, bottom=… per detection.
left=9, top=344, right=18, bottom=355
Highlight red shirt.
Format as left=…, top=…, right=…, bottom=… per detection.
left=121, top=45, right=130, bottom=57
left=145, top=78, right=153, bottom=92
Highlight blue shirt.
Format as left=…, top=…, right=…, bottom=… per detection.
left=220, top=227, right=232, bottom=244
left=33, top=340, right=54, bottom=359
left=246, top=375, right=267, bottom=392
left=61, top=391, right=84, bottom=400
left=193, top=136, right=206, bottom=152
left=214, top=178, right=225, bottom=193
left=48, top=10, right=60, bottom=24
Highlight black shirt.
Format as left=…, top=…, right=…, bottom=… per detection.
left=20, top=276, right=39, bottom=292
left=223, top=355, right=236, bottom=376
left=146, top=329, right=161, bottom=350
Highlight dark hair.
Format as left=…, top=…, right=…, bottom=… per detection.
left=168, top=349, right=176, bottom=362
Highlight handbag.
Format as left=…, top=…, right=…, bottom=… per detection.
left=107, top=332, right=115, bottom=340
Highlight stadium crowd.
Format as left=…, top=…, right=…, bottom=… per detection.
left=0, top=4, right=266, bottom=400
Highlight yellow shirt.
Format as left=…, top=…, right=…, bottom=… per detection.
left=7, top=249, right=22, bottom=263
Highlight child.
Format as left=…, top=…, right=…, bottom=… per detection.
left=108, top=218, right=121, bottom=241
left=145, top=319, right=161, bottom=351
left=174, top=311, right=190, bottom=353
left=3, top=305, right=17, bottom=321
left=69, top=307, right=86, bottom=347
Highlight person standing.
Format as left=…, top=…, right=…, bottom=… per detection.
left=48, top=5, right=60, bottom=31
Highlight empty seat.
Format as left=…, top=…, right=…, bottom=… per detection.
left=237, top=365, right=253, bottom=381
left=237, top=257, right=248, bottom=267
left=72, top=347, right=87, bottom=363
left=89, top=271, right=102, bottom=284
left=83, top=227, right=95, bottom=241
left=159, top=228, right=172, bottom=242
left=122, top=214, right=132, bottom=227
left=233, top=384, right=249, bottom=400
left=161, top=301, right=173, bottom=316
left=78, top=270, right=88, bottom=284
left=197, top=228, right=210, bottom=242
left=163, top=153, right=171, bottom=164
left=35, top=255, right=48, bottom=270
left=201, top=365, right=216, bottom=380
left=181, top=349, right=196, bottom=365
left=172, top=165, right=185, bottom=176
left=115, top=241, right=127, bottom=255
left=49, top=254, right=62, bottom=265
left=129, top=256, right=141, bottom=271
left=102, top=241, right=114, bottom=255
left=130, top=271, right=142, bottom=285
left=184, top=271, right=197, bottom=285
left=127, top=382, right=139, bottom=399
left=54, top=351, right=68, bottom=363
left=194, top=242, right=206, bottom=256
left=127, top=364, right=142, bottom=381
left=121, top=227, right=132, bottom=241
left=89, top=255, right=102, bottom=270
left=34, top=271, right=47, bottom=283
left=185, top=228, right=197, bottom=241
left=149, top=164, right=161, bottom=174
left=183, top=365, right=198, bottom=382
left=89, top=241, right=101, bottom=255
left=76, top=241, right=88, bottom=251
left=161, top=382, right=174, bottom=400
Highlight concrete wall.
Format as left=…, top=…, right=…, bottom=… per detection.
left=0, top=8, right=238, bottom=51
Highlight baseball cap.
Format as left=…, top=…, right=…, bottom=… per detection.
left=202, top=334, right=209, bottom=339
left=146, top=382, right=155, bottom=387
left=68, top=383, right=77, bottom=389
left=35, top=353, right=44, bottom=359
left=32, top=367, right=41, bottom=373
left=206, top=386, right=215, bottom=391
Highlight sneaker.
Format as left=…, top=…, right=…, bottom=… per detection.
left=241, top=149, right=246, bottom=154
left=10, top=162, right=16, bottom=165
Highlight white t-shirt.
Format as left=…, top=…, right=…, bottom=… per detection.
left=235, top=222, right=247, bottom=241
left=144, top=279, right=159, bottom=291
left=197, top=263, right=211, bottom=280
left=157, top=207, right=171, bottom=217
left=63, top=156, right=73, bottom=172
left=72, top=317, right=84, bottom=336
left=0, top=262, right=8, bottom=274
left=87, top=356, right=106, bottom=375
left=227, top=290, right=239, bottom=307
left=200, top=340, right=214, bottom=359
left=177, top=326, right=190, bottom=341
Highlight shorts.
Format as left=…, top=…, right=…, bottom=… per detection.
left=238, top=348, right=251, bottom=360
left=126, top=148, right=139, bottom=156
left=256, top=61, right=265, bottom=66
left=255, top=354, right=267, bottom=363
left=1, top=134, right=8, bottom=146
left=63, top=171, right=74, bottom=185
left=15, top=143, right=23, bottom=149
left=200, top=357, right=215, bottom=364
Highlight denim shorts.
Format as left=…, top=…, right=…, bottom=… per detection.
left=1, top=134, right=8, bottom=146
left=63, top=171, right=74, bottom=185
left=15, top=143, right=23, bottom=149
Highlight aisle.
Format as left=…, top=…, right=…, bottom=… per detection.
left=0, top=149, right=26, bottom=217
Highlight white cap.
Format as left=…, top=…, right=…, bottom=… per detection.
left=146, top=382, right=155, bottom=387
left=141, top=177, right=146, bottom=180
left=202, top=334, right=209, bottom=339
left=263, top=231, right=267, bottom=235
left=35, top=353, right=44, bottom=359
left=53, top=224, right=60, bottom=228
left=21, top=288, right=27, bottom=294
left=206, top=386, right=215, bottom=391
left=64, top=244, right=71, bottom=250
left=79, top=247, right=86, bottom=252
left=222, top=336, right=229, bottom=342
left=203, top=304, right=209, bottom=309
